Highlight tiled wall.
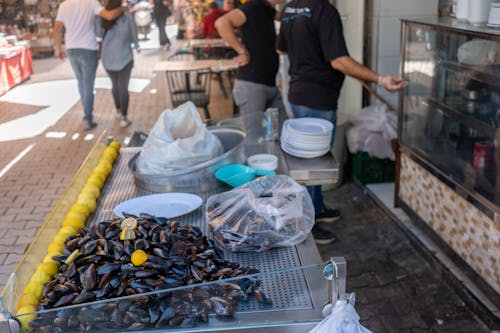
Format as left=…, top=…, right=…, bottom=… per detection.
left=369, top=0, right=438, bottom=109
left=399, top=153, right=500, bottom=293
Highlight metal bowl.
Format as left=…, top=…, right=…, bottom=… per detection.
left=129, top=127, right=246, bottom=193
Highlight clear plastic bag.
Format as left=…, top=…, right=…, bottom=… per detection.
left=309, top=298, right=372, bottom=333
left=206, top=175, right=314, bottom=252
left=136, top=102, right=224, bottom=174
left=346, top=102, right=397, bottom=160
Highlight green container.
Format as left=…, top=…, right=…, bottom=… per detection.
left=350, top=152, right=395, bottom=185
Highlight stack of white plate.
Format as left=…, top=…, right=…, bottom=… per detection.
left=280, top=118, right=333, bottom=158
left=488, top=2, right=500, bottom=27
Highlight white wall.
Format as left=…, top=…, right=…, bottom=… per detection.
left=370, top=0, right=438, bottom=109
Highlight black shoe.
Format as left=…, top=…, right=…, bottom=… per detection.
left=311, top=225, right=336, bottom=245
left=315, top=209, right=341, bottom=224
left=84, top=120, right=97, bottom=131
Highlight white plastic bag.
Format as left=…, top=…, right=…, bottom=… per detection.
left=137, top=102, right=224, bottom=174
left=346, top=102, right=397, bottom=160
left=457, top=39, right=500, bottom=66
left=309, top=299, right=372, bottom=333
left=206, top=175, right=314, bottom=252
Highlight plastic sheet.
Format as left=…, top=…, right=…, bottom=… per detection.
left=206, top=175, right=314, bottom=252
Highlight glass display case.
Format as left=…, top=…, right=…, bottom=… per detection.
left=399, top=17, right=500, bottom=219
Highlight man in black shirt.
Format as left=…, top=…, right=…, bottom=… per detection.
left=215, top=0, right=285, bottom=140
left=277, top=0, right=404, bottom=245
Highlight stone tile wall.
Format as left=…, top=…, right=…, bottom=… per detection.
left=399, top=153, right=500, bottom=293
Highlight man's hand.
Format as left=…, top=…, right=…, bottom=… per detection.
left=233, top=51, right=249, bottom=67
left=54, top=46, right=66, bottom=60
left=378, top=75, right=406, bottom=91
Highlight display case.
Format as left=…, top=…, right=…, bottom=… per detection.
left=398, top=17, right=500, bottom=295
left=399, top=17, right=500, bottom=219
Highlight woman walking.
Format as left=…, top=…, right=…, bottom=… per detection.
left=97, top=0, right=139, bottom=127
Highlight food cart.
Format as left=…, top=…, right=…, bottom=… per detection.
left=0, top=125, right=346, bottom=332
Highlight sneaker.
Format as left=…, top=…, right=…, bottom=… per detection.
left=84, top=120, right=97, bottom=131
left=115, top=109, right=123, bottom=119
left=311, top=225, right=336, bottom=245
left=315, top=209, right=341, bottom=224
left=120, top=118, right=131, bottom=128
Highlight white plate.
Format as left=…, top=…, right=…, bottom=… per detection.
left=281, top=141, right=330, bottom=158
left=284, top=118, right=333, bottom=136
left=114, top=193, right=203, bottom=218
left=282, top=132, right=331, bottom=150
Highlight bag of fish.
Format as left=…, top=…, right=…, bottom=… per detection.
left=206, top=175, right=314, bottom=252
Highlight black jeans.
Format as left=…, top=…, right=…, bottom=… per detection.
left=106, top=60, right=133, bottom=116
left=154, top=11, right=170, bottom=46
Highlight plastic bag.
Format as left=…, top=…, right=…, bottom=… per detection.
left=206, top=175, right=314, bottom=252
left=346, top=102, right=397, bottom=160
left=457, top=39, right=500, bottom=66
left=309, top=299, right=372, bottom=333
left=136, top=102, right=224, bottom=174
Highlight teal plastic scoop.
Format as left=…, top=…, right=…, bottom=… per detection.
left=215, top=164, right=276, bottom=187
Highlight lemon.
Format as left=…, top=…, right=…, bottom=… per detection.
left=109, top=140, right=121, bottom=151
left=131, top=249, right=148, bottom=266
left=87, top=174, right=105, bottom=189
left=98, top=159, right=113, bottom=173
left=91, top=166, right=109, bottom=180
left=36, top=262, right=58, bottom=276
left=66, top=211, right=86, bottom=224
left=23, top=282, right=43, bottom=300
left=17, top=294, right=39, bottom=309
left=62, top=216, right=85, bottom=230
left=60, top=225, right=78, bottom=236
left=81, top=183, right=100, bottom=198
left=77, top=195, right=97, bottom=213
left=52, top=233, right=68, bottom=245
left=42, top=255, right=58, bottom=266
left=103, top=147, right=118, bottom=161
left=17, top=305, right=37, bottom=332
left=30, top=271, right=52, bottom=286
left=47, top=241, right=64, bottom=256
left=69, top=203, right=90, bottom=217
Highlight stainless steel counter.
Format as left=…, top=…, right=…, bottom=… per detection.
left=86, top=148, right=328, bottom=332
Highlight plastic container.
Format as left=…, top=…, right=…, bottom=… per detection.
left=215, top=164, right=275, bottom=187
left=247, top=154, right=278, bottom=171
left=350, top=152, right=395, bottom=185
left=468, top=0, right=492, bottom=25
left=456, top=0, right=469, bottom=21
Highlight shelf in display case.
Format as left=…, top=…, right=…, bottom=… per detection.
left=426, top=98, right=498, bottom=137
left=441, top=61, right=500, bottom=92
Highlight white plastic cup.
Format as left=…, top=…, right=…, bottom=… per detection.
left=456, top=0, right=469, bottom=20
left=468, top=0, right=492, bottom=25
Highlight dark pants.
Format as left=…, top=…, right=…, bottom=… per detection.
left=106, top=61, right=133, bottom=116
left=154, top=11, right=170, bottom=46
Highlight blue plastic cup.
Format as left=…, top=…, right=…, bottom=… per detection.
left=215, top=164, right=275, bottom=187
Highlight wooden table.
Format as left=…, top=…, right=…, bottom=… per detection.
left=154, top=59, right=238, bottom=73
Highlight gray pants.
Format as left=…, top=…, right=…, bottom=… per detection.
left=232, top=79, right=286, bottom=142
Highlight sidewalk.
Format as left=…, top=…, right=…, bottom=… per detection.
left=0, top=32, right=496, bottom=331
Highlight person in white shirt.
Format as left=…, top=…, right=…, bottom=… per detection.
left=53, top=0, right=125, bottom=130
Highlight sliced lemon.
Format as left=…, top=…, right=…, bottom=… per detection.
left=131, top=249, right=148, bottom=266
left=120, top=227, right=136, bottom=241
left=64, top=249, right=80, bottom=265
left=121, top=217, right=137, bottom=230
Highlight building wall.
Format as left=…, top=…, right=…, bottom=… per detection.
left=399, top=153, right=500, bottom=293
left=369, top=0, right=438, bottom=109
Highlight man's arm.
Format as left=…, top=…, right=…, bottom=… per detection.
left=215, top=9, right=249, bottom=66
left=99, top=6, right=127, bottom=21
left=53, top=21, right=65, bottom=60
left=331, top=56, right=405, bottom=91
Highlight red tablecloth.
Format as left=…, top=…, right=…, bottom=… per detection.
left=0, top=47, right=33, bottom=96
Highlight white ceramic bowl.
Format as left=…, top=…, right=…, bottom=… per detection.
left=247, top=154, right=278, bottom=171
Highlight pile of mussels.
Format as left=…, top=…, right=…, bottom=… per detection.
left=29, top=214, right=271, bottom=332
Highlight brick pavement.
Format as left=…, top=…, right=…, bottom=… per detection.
left=0, top=41, right=497, bottom=332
